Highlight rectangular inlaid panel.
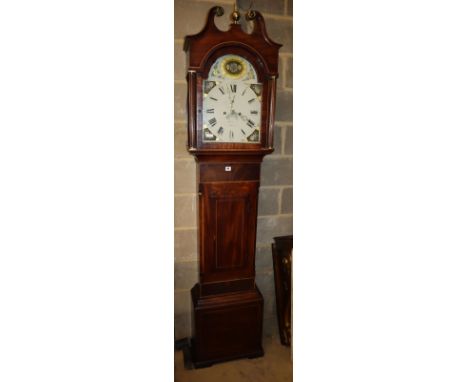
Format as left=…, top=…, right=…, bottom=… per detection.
left=215, top=197, right=245, bottom=269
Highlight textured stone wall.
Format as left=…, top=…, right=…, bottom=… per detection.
left=174, top=0, right=293, bottom=340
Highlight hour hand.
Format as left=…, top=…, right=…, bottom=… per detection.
left=237, top=111, right=248, bottom=122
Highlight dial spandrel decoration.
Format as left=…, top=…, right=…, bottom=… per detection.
left=202, top=55, right=262, bottom=143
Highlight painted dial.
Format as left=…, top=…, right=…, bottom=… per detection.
left=202, top=55, right=262, bottom=143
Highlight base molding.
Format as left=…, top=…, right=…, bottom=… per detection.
left=190, top=283, right=264, bottom=367
left=191, top=345, right=264, bottom=369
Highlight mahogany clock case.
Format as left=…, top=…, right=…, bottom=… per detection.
left=182, top=6, right=282, bottom=368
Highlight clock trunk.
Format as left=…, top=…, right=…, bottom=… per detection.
left=190, top=158, right=264, bottom=367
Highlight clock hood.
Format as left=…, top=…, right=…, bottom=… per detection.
left=184, top=6, right=282, bottom=76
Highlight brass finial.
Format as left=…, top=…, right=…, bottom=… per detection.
left=231, top=1, right=241, bottom=24
left=246, top=9, right=256, bottom=21
left=215, top=6, right=224, bottom=17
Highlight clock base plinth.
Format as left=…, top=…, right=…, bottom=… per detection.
left=190, top=283, right=264, bottom=368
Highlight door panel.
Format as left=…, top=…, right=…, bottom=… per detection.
left=200, top=181, right=258, bottom=283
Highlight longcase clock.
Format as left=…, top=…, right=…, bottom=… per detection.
left=183, top=5, right=281, bottom=367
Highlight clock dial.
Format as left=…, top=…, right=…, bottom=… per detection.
left=202, top=55, right=262, bottom=143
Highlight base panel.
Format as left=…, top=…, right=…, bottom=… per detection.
left=191, top=283, right=264, bottom=367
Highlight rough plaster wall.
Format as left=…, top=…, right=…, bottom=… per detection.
left=174, top=0, right=293, bottom=340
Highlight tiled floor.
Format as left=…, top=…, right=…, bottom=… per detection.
left=174, top=336, right=292, bottom=382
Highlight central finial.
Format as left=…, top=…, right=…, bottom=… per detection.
left=230, top=1, right=241, bottom=24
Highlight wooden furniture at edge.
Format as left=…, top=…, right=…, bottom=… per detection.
left=272, top=235, right=293, bottom=346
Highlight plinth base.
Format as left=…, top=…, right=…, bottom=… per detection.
left=190, top=283, right=264, bottom=368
